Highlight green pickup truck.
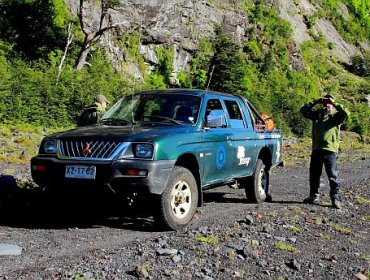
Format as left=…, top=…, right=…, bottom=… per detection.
left=31, top=89, right=283, bottom=230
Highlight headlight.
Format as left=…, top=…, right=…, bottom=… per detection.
left=42, top=140, right=57, bottom=154
left=134, top=143, right=153, bottom=158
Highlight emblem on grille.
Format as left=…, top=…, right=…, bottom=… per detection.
left=82, top=143, right=91, bottom=156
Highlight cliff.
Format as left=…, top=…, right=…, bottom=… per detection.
left=65, top=0, right=368, bottom=81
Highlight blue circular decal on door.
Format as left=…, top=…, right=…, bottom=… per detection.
left=216, top=145, right=226, bottom=170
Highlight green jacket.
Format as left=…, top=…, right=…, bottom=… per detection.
left=301, top=101, right=350, bottom=153
left=77, top=102, right=106, bottom=126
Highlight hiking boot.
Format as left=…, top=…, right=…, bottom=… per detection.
left=332, top=200, right=342, bottom=209
left=303, top=195, right=320, bottom=204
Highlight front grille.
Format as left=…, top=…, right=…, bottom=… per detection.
left=58, top=139, right=122, bottom=159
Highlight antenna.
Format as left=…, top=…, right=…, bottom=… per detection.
left=132, top=22, right=142, bottom=95
left=131, top=21, right=143, bottom=126
left=206, top=65, right=215, bottom=92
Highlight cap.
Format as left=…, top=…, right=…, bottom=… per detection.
left=95, top=94, right=110, bottom=104
left=322, top=94, right=335, bottom=104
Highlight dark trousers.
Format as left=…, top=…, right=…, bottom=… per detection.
left=309, top=150, right=340, bottom=201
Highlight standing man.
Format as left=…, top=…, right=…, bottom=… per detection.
left=78, top=94, right=110, bottom=126
left=301, top=94, right=350, bottom=209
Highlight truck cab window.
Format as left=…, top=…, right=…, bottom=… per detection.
left=205, top=99, right=226, bottom=128
left=224, top=100, right=245, bottom=129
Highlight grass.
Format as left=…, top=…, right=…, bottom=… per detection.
left=0, top=124, right=70, bottom=165
left=354, top=196, right=370, bottom=204
left=320, top=201, right=332, bottom=207
left=329, top=222, right=351, bottom=235
left=195, top=235, right=219, bottom=245
left=289, top=226, right=303, bottom=234
left=284, top=132, right=370, bottom=166
left=267, top=210, right=278, bottom=217
left=320, top=234, right=333, bottom=240
left=275, top=242, right=300, bottom=253
left=347, top=237, right=358, bottom=244
left=315, top=216, right=323, bottom=225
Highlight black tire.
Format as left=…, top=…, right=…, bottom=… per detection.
left=244, top=159, right=269, bottom=203
left=155, top=166, right=198, bottom=230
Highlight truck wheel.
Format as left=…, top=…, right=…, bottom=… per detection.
left=245, top=159, right=269, bottom=203
left=156, top=166, right=198, bottom=230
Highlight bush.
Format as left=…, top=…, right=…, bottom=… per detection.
left=350, top=53, right=370, bottom=77
left=208, top=25, right=247, bottom=95
left=0, top=50, right=130, bottom=127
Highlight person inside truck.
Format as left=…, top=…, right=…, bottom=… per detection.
left=300, top=94, right=350, bottom=209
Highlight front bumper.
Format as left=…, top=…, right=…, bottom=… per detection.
left=31, top=156, right=176, bottom=195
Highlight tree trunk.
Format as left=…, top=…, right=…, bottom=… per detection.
left=75, top=44, right=91, bottom=70
left=74, top=0, right=121, bottom=70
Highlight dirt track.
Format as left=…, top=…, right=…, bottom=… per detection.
left=0, top=158, right=369, bottom=279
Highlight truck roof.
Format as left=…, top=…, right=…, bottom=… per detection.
left=134, top=89, right=240, bottom=99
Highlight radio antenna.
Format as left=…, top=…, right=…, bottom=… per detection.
left=131, top=20, right=143, bottom=126
left=206, top=65, right=215, bottom=92
left=132, top=22, right=142, bottom=95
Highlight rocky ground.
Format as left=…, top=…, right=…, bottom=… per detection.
left=0, top=151, right=369, bottom=279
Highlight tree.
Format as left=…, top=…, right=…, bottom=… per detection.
left=75, top=0, right=122, bottom=70
left=208, top=26, right=247, bottom=94
left=351, top=53, right=370, bottom=77
left=0, top=0, right=66, bottom=60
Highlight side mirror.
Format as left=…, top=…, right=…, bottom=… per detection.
left=206, top=109, right=226, bottom=128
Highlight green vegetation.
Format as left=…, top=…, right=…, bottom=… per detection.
left=0, top=124, right=67, bottom=164
left=320, top=233, right=333, bottom=240
left=329, top=222, right=352, bottom=235
left=154, top=46, right=174, bottom=85
left=354, top=196, right=370, bottom=204
left=195, top=235, right=219, bottom=245
left=289, top=226, right=303, bottom=233
left=0, top=49, right=130, bottom=127
left=275, top=241, right=300, bottom=253
left=208, top=25, right=248, bottom=95
left=315, top=216, right=323, bottom=225
left=347, top=237, right=358, bottom=244
left=314, top=0, right=370, bottom=44
left=0, top=0, right=369, bottom=142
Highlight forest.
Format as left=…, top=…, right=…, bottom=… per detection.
left=0, top=0, right=369, bottom=138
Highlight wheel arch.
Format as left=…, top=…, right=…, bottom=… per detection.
left=258, top=147, right=272, bottom=171
left=175, top=153, right=202, bottom=207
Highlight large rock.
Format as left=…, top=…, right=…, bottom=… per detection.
left=65, top=0, right=249, bottom=80
left=64, top=0, right=365, bottom=78
left=276, top=0, right=361, bottom=64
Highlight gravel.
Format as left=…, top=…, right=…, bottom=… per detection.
left=0, top=157, right=369, bottom=279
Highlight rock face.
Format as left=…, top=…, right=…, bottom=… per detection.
left=66, top=0, right=249, bottom=81
left=64, top=0, right=365, bottom=79
left=276, top=0, right=313, bottom=46
left=276, top=0, right=361, bottom=64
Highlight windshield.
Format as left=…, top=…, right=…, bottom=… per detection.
left=102, top=93, right=201, bottom=125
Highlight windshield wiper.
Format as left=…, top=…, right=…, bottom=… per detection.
left=152, top=115, right=183, bottom=125
left=100, top=118, right=130, bottom=126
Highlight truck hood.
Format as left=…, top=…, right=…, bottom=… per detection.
left=48, top=123, right=195, bottom=142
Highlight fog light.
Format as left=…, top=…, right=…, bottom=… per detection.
left=121, top=169, right=147, bottom=176
left=32, top=165, right=47, bottom=172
